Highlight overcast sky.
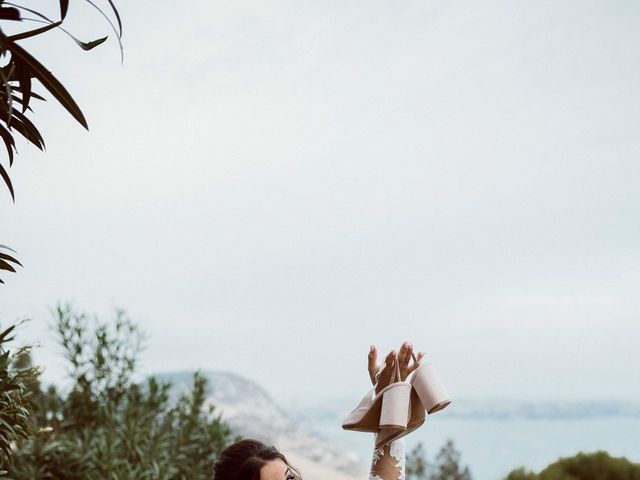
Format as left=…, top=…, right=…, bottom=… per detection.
left=1, top=0, right=639, bottom=407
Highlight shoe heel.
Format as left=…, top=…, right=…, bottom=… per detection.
left=379, top=383, right=411, bottom=428
left=412, top=363, right=451, bottom=414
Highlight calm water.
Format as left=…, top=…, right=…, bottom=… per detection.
left=311, top=416, right=640, bottom=479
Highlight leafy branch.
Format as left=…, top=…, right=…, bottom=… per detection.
left=0, top=0, right=121, bottom=284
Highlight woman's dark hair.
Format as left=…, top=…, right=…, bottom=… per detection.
left=213, top=439, right=301, bottom=480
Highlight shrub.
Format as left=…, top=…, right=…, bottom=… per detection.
left=6, top=304, right=232, bottom=480
left=0, top=323, right=41, bottom=476
left=505, top=451, right=640, bottom=480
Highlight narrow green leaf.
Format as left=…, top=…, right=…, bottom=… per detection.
left=7, top=42, right=88, bottom=129
left=60, top=0, right=69, bottom=20
left=0, top=6, right=20, bottom=21
left=105, top=0, right=123, bottom=37
left=0, top=67, right=13, bottom=126
left=9, top=14, right=111, bottom=54
left=0, top=109, right=45, bottom=149
left=0, top=259, right=16, bottom=272
left=85, top=0, right=122, bottom=37
left=75, top=35, right=108, bottom=51
left=11, top=109, right=45, bottom=148
left=3, top=94, right=34, bottom=111
left=0, top=325, right=16, bottom=341
left=0, top=252, right=22, bottom=267
left=0, top=162, right=14, bottom=201
left=6, top=21, right=62, bottom=42
left=15, top=58, right=32, bottom=112
left=84, top=0, right=123, bottom=61
left=10, top=86, right=45, bottom=101
left=0, top=124, right=16, bottom=166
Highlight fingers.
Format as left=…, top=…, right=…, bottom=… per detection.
left=398, top=341, right=413, bottom=367
left=385, top=349, right=396, bottom=366
left=375, top=350, right=397, bottom=394
left=369, top=342, right=426, bottom=387
left=398, top=341, right=413, bottom=380
left=368, top=345, right=378, bottom=384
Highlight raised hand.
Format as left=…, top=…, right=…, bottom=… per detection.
left=368, top=342, right=425, bottom=394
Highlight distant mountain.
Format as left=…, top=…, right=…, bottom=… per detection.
left=155, top=371, right=364, bottom=480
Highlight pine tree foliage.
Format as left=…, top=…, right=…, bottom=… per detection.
left=407, top=442, right=430, bottom=480
left=432, top=439, right=472, bottom=480
left=407, top=440, right=472, bottom=480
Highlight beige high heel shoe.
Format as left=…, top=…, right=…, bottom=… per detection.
left=411, top=359, right=452, bottom=414
left=342, top=353, right=451, bottom=447
left=342, top=355, right=412, bottom=448
left=391, top=355, right=452, bottom=443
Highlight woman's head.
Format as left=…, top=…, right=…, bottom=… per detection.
left=213, top=439, right=301, bottom=480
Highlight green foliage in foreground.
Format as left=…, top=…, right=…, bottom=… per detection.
left=4, top=305, right=232, bottom=479
left=505, top=451, right=640, bottom=480
left=0, top=323, right=41, bottom=476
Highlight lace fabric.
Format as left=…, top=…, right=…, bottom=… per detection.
left=369, top=438, right=406, bottom=480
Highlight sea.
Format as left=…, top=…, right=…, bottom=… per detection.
left=299, top=413, right=640, bottom=479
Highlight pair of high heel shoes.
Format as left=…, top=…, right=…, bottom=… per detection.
left=342, top=354, right=451, bottom=448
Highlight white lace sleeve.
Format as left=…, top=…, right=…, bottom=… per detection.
left=369, top=438, right=405, bottom=480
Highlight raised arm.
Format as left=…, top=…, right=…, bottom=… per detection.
left=366, top=343, right=424, bottom=480
left=369, top=438, right=406, bottom=480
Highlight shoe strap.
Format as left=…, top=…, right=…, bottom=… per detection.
left=390, top=353, right=401, bottom=383
left=374, top=353, right=403, bottom=384
left=412, top=352, right=421, bottom=367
